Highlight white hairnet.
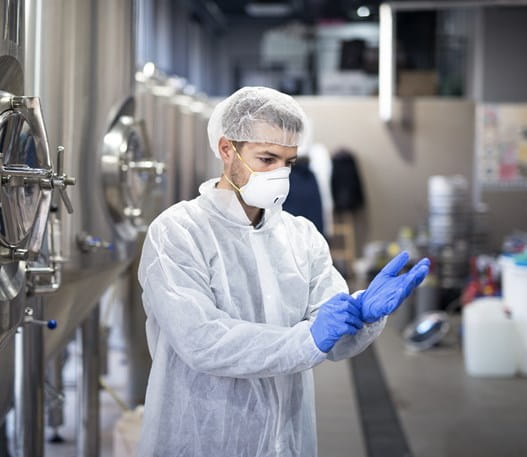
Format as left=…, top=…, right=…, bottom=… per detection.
left=208, top=86, right=308, bottom=158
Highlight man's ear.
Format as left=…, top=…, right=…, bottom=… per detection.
left=218, top=137, right=233, bottom=162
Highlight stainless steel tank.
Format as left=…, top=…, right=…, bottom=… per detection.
left=126, top=71, right=217, bottom=405
left=0, top=1, right=26, bottom=423
left=25, top=0, right=162, bottom=360
left=0, top=0, right=63, bottom=424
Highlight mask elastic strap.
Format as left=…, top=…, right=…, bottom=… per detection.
left=223, top=173, right=242, bottom=193
left=231, top=142, right=255, bottom=174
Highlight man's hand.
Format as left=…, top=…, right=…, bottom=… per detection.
left=356, top=251, right=430, bottom=323
left=310, top=293, right=364, bottom=353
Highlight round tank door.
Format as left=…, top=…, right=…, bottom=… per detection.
left=102, top=101, right=165, bottom=240
left=0, top=91, right=55, bottom=265
left=0, top=91, right=74, bottom=298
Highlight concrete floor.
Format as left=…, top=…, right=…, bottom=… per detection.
left=9, top=315, right=524, bottom=457
left=375, top=319, right=527, bottom=457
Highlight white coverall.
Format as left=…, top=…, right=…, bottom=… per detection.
left=137, top=178, right=385, bottom=457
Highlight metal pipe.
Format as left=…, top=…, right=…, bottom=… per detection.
left=125, top=257, right=151, bottom=406
left=46, top=350, right=66, bottom=439
left=76, top=305, right=101, bottom=457
left=14, top=298, right=45, bottom=457
left=387, top=0, right=527, bottom=10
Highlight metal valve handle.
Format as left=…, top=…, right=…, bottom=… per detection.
left=127, top=159, right=166, bottom=176
left=52, top=146, right=76, bottom=214
left=23, top=307, right=57, bottom=329
left=0, top=147, right=76, bottom=213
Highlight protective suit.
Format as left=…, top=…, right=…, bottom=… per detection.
left=136, top=178, right=385, bottom=457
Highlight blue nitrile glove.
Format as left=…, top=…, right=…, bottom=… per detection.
left=310, top=293, right=364, bottom=353
left=358, top=251, right=430, bottom=323
left=357, top=251, right=430, bottom=323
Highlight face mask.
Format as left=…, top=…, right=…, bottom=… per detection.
left=224, top=144, right=291, bottom=209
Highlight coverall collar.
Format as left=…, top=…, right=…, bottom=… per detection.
left=198, top=178, right=281, bottom=230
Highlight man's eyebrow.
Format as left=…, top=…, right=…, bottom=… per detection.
left=256, top=150, right=298, bottom=161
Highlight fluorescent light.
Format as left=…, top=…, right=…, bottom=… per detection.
left=357, top=6, right=371, bottom=18
left=245, top=3, right=293, bottom=17
left=379, top=3, right=394, bottom=122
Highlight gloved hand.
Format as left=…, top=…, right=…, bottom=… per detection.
left=357, top=251, right=430, bottom=323
left=310, top=293, right=364, bottom=353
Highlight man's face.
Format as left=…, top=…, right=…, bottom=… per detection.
left=226, top=141, right=298, bottom=190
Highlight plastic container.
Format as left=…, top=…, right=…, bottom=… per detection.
left=514, top=318, right=527, bottom=376
left=463, top=298, right=517, bottom=377
left=502, top=256, right=527, bottom=319
left=499, top=254, right=515, bottom=310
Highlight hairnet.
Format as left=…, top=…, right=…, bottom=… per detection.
left=208, top=86, right=308, bottom=158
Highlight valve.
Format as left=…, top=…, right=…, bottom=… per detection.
left=52, top=146, right=76, bottom=213
left=76, top=232, right=114, bottom=253
left=23, top=307, right=57, bottom=330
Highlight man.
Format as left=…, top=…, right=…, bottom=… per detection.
left=137, top=86, right=429, bottom=456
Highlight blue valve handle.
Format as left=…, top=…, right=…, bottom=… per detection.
left=47, top=319, right=58, bottom=330
left=31, top=319, right=58, bottom=330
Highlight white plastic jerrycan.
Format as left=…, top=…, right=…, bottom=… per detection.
left=463, top=297, right=517, bottom=377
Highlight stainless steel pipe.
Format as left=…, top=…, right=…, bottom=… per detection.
left=76, top=306, right=101, bottom=457
left=14, top=298, right=45, bottom=457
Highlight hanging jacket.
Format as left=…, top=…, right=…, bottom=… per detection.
left=283, top=157, right=324, bottom=234
left=331, top=149, right=365, bottom=212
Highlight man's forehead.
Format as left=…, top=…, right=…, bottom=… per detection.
left=244, top=142, right=298, bottom=159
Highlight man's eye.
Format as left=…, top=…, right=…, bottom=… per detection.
left=259, top=157, right=274, bottom=164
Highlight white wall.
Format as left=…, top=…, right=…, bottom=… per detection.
left=298, top=96, right=527, bottom=252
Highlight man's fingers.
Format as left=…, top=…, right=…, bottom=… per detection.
left=403, top=264, right=430, bottom=298
left=345, top=315, right=364, bottom=330
left=345, top=302, right=361, bottom=318
left=344, top=322, right=363, bottom=335
left=332, top=292, right=350, bottom=301
left=414, top=257, right=431, bottom=269
left=380, top=251, right=410, bottom=277
left=327, top=296, right=353, bottom=311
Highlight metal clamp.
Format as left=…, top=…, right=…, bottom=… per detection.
left=26, top=212, right=64, bottom=294
left=120, top=159, right=166, bottom=221
left=128, top=159, right=166, bottom=184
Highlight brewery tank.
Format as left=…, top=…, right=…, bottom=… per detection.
left=0, top=2, right=25, bottom=424
left=0, top=0, right=62, bottom=422
left=126, top=71, right=217, bottom=405
left=25, top=0, right=161, bottom=360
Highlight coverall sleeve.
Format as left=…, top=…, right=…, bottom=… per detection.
left=138, top=220, right=327, bottom=379
left=305, top=222, right=386, bottom=362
